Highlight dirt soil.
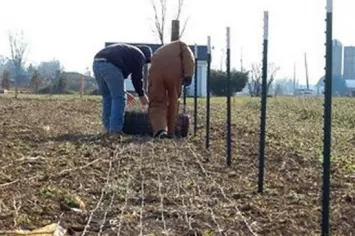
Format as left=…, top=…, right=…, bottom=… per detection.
left=0, top=95, right=354, bottom=235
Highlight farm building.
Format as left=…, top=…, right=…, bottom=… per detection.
left=315, top=75, right=351, bottom=96
left=345, top=79, right=355, bottom=96
left=105, top=42, right=209, bottom=97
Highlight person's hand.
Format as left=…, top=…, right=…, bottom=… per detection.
left=183, top=76, right=192, bottom=86
left=139, top=94, right=149, bottom=106
left=126, top=92, right=135, bottom=105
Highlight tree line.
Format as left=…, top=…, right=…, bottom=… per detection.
left=1, top=26, right=281, bottom=97
left=0, top=30, right=97, bottom=94
left=206, top=62, right=280, bottom=97
left=0, top=29, right=67, bottom=93
left=0, top=56, right=65, bottom=92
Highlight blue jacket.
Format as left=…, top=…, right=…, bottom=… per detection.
left=94, top=43, right=151, bottom=96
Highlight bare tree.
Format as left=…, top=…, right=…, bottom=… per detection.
left=247, top=62, right=279, bottom=97
left=175, top=0, right=189, bottom=38
left=150, top=0, right=167, bottom=44
left=247, top=64, right=262, bottom=97
left=8, top=29, right=28, bottom=78
left=8, top=29, right=28, bottom=98
left=150, top=0, right=189, bottom=44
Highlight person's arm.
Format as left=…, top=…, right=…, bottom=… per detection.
left=130, top=61, right=145, bottom=97
left=180, top=41, right=195, bottom=78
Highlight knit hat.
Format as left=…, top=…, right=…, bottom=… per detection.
left=137, top=45, right=152, bottom=63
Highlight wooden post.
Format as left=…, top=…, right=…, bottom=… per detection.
left=14, top=77, right=18, bottom=99
left=172, top=19, right=182, bottom=108
left=171, top=20, right=180, bottom=41
left=52, top=70, right=61, bottom=95
left=79, top=76, right=84, bottom=99
left=14, top=85, right=18, bottom=99
left=14, top=72, right=19, bottom=99
left=143, top=64, right=148, bottom=92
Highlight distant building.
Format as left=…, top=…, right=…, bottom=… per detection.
left=315, top=75, right=350, bottom=97
left=332, top=39, right=343, bottom=77
left=104, top=42, right=209, bottom=97
left=294, top=88, right=314, bottom=97
left=345, top=80, right=355, bottom=96
left=343, top=46, right=355, bottom=80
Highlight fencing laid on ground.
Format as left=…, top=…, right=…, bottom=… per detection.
left=187, top=1, right=334, bottom=235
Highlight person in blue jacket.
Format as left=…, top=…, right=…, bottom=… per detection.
left=93, top=43, right=152, bottom=136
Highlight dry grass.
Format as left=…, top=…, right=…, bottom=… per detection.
left=0, top=94, right=354, bottom=235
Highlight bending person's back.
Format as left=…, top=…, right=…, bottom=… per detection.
left=147, top=40, right=195, bottom=138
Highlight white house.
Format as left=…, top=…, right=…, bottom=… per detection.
left=105, top=42, right=209, bottom=97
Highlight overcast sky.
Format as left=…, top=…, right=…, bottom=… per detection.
left=0, top=0, right=354, bottom=84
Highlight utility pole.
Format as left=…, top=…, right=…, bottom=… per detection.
left=304, top=52, right=310, bottom=90
left=293, top=63, right=297, bottom=96
left=240, top=46, right=244, bottom=72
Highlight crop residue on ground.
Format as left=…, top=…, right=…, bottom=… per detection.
left=0, top=95, right=354, bottom=235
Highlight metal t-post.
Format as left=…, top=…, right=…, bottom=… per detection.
left=258, top=11, right=269, bottom=194
left=322, top=0, right=333, bottom=235
left=194, top=44, right=198, bottom=135
left=205, top=36, right=212, bottom=149
left=226, top=27, right=232, bottom=166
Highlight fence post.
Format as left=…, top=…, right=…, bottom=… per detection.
left=205, top=36, right=212, bottom=149
left=322, top=0, right=333, bottom=235
left=226, top=27, right=232, bottom=166
left=143, top=64, right=148, bottom=92
left=193, top=44, right=198, bottom=135
left=258, top=11, right=269, bottom=194
left=79, top=76, right=84, bottom=99
left=171, top=20, right=180, bottom=41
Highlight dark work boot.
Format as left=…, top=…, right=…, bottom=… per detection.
left=166, top=132, right=175, bottom=139
left=154, top=130, right=169, bottom=139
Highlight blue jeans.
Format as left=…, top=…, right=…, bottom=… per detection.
left=92, top=61, right=126, bottom=134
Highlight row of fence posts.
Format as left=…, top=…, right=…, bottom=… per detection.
left=185, top=3, right=333, bottom=234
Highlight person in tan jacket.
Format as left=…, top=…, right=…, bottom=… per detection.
left=148, top=40, right=195, bottom=138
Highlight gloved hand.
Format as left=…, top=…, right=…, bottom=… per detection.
left=183, top=76, right=192, bottom=86
left=126, top=92, right=135, bottom=105
left=139, top=94, right=149, bottom=106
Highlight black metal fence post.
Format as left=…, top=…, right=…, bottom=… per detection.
left=183, top=87, right=187, bottom=113
left=226, top=27, right=232, bottom=166
left=258, top=11, right=269, bottom=194
left=205, top=36, right=212, bottom=149
left=194, top=44, right=198, bottom=136
left=322, top=0, right=333, bottom=235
